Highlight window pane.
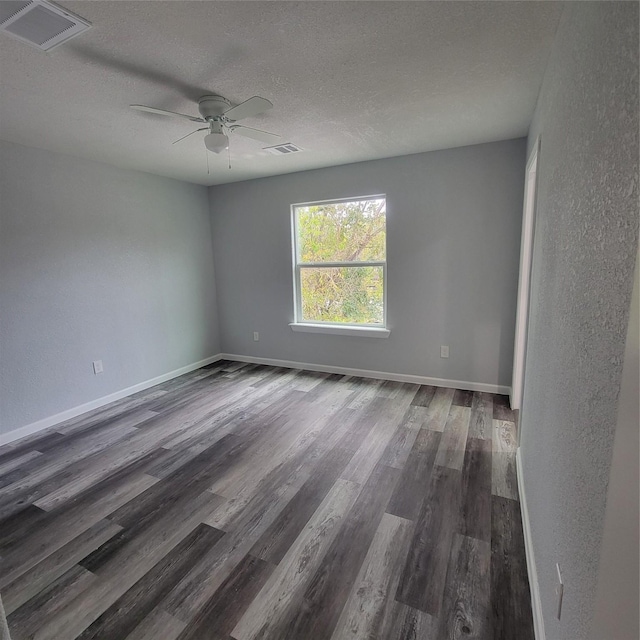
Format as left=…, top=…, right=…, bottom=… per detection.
left=296, top=198, right=386, bottom=263
left=300, top=266, right=384, bottom=324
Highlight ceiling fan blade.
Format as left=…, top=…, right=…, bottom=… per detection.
left=229, top=124, right=281, bottom=144
left=172, top=128, right=208, bottom=145
left=223, top=96, right=273, bottom=122
left=130, top=104, right=205, bottom=123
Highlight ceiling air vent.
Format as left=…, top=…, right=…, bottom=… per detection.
left=264, top=143, right=304, bottom=156
left=0, top=0, right=91, bottom=51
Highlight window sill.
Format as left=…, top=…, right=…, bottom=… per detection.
left=289, top=323, right=390, bottom=338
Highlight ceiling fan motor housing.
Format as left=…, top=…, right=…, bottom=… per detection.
left=198, top=95, right=231, bottom=120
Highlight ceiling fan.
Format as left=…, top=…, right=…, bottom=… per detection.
left=130, top=94, right=281, bottom=154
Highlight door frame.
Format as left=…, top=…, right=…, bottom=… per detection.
left=511, top=138, right=540, bottom=411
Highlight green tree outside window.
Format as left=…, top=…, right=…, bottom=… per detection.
left=294, top=197, right=386, bottom=325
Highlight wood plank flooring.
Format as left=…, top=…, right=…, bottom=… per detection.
left=0, top=361, right=534, bottom=640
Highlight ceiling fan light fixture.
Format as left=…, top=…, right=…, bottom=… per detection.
left=204, top=132, right=229, bottom=154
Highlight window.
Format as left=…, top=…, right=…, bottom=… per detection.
left=291, top=196, right=388, bottom=335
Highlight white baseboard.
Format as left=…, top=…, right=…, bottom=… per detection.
left=2, top=352, right=509, bottom=448
left=0, top=354, right=224, bottom=447
left=517, top=447, right=546, bottom=640
left=219, top=353, right=510, bottom=395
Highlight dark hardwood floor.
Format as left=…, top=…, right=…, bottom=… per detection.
left=0, top=361, right=534, bottom=640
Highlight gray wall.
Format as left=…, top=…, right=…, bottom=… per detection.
left=520, top=3, right=639, bottom=639
left=590, top=248, right=639, bottom=640
left=210, top=139, right=525, bottom=387
left=0, top=140, right=220, bottom=436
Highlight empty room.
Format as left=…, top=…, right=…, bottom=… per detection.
left=0, top=2, right=638, bottom=639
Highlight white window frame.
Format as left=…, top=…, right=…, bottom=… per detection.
left=290, top=195, right=390, bottom=338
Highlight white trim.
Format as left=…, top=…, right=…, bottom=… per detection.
left=296, top=261, right=386, bottom=269
left=219, top=353, right=510, bottom=394
left=517, top=447, right=546, bottom=640
left=511, top=138, right=540, bottom=410
left=0, top=354, right=223, bottom=447
left=289, top=323, right=390, bottom=338
left=291, top=194, right=387, bottom=209
left=291, top=195, right=388, bottom=329
left=1, top=351, right=510, bottom=447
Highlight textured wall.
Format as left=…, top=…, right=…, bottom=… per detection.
left=590, top=248, right=639, bottom=640
left=0, top=141, right=220, bottom=436
left=520, top=3, right=639, bottom=639
left=210, top=139, right=525, bottom=387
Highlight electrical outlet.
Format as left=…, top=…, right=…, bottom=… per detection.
left=92, top=360, right=103, bottom=374
left=440, top=345, right=449, bottom=358
left=253, top=332, right=259, bottom=342
left=555, top=563, right=564, bottom=620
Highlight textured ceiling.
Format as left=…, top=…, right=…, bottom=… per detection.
left=0, top=1, right=563, bottom=185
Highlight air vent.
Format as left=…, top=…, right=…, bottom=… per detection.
left=264, top=143, right=304, bottom=156
left=0, top=0, right=91, bottom=51
left=0, top=2, right=32, bottom=24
